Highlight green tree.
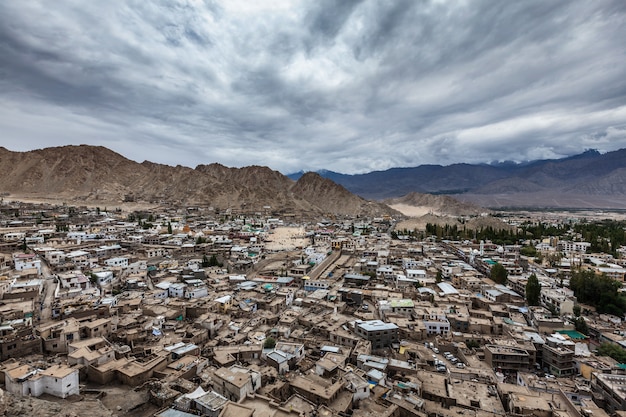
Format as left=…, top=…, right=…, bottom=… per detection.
left=436, top=270, right=443, bottom=283
left=598, top=343, right=626, bottom=363
left=263, top=337, right=276, bottom=349
left=570, top=269, right=626, bottom=316
left=573, top=304, right=581, bottom=317
left=574, top=316, right=589, bottom=336
left=202, top=255, right=210, bottom=268
left=208, top=254, right=222, bottom=267
left=525, top=273, right=541, bottom=306
left=466, top=339, right=480, bottom=349
left=520, top=245, right=537, bottom=257
left=167, top=222, right=173, bottom=234
left=490, top=263, right=508, bottom=285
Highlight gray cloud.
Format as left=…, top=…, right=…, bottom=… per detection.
left=0, top=0, right=625, bottom=174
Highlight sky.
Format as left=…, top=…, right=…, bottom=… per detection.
left=1, top=0, right=626, bottom=175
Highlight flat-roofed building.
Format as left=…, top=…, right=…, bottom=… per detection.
left=484, top=344, right=531, bottom=372
left=355, top=320, right=399, bottom=350
left=211, top=365, right=261, bottom=403
left=591, top=373, right=626, bottom=413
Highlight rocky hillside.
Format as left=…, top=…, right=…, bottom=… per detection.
left=0, top=145, right=396, bottom=217
left=384, top=192, right=489, bottom=217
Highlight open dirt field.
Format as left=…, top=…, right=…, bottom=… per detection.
left=264, top=226, right=310, bottom=251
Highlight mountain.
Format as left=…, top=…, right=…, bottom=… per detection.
left=293, top=149, right=626, bottom=208
left=384, top=192, right=489, bottom=217
left=0, top=145, right=397, bottom=218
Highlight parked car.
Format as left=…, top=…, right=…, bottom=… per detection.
left=456, top=363, right=465, bottom=369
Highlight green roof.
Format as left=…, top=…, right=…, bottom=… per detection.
left=390, top=299, right=415, bottom=308
left=557, top=329, right=587, bottom=340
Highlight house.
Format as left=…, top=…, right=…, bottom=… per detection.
left=13, top=253, right=41, bottom=275
left=169, top=283, right=186, bottom=298
left=0, top=320, right=42, bottom=360
left=68, top=337, right=115, bottom=366
left=5, top=363, right=79, bottom=399
left=36, top=318, right=81, bottom=354
left=214, top=295, right=233, bottom=313
left=343, top=371, right=370, bottom=402
left=421, top=309, right=451, bottom=337
left=104, top=256, right=129, bottom=269
left=193, top=390, right=229, bottom=417
left=266, top=341, right=305, bottom=374
left=211, top=365, right=261, bottom=403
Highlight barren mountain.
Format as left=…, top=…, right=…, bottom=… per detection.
left=294, top=148, right=626, bottom=208
left=0, top=146, right=397, bottom=218
left=384, top=192, right=489, bottom=217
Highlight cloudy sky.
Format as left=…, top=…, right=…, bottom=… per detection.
left=1, top=0, right=625, bottom=174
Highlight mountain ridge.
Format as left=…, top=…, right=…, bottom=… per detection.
left=288, top=148, right=626, bottom=208
left=0, top=145, right=397, bottom=218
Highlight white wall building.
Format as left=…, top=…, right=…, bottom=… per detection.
left=104, top=257, right=129, bottom=268
left=13, top=253, right=42, bottom=274
left=5, top=364, right=79, bottom=399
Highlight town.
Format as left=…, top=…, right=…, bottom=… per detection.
left=1, top=199, right=626, bottom=417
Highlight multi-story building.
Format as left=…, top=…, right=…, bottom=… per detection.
left=354, top=320, right=399, bottom=350
left=540, top=288, right=576, bottom=315
left=557, top=240, right=591, bottom=254
left=484, top=344, right=531, bottom=372
left=591, top=373, right=626, bottom=413
left=542, top=343, right=575, bottom=376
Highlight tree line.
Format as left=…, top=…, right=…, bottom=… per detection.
left=569, top=269, right=626, bottom=317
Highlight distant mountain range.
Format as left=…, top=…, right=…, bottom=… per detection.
left=0, top=145, right=396, bottom=218
left=2, top=145, right=624, bottom=213
left=289, top=149, right=626, bottom=209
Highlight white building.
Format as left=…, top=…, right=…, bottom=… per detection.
left=104, top=257, right=129, bottom=268
left=557, top=241, right=591, bottom=254
left=541, top=288, right=576, bottom=316
left=13, top=253, right=41, bottom=275
left=169, top=283, right=186, bottom=298
left=92, top=270, right=113, bottom=286
left=5, top=364, right=79, bottom=399
left=422, top=310, right=451, bottom=336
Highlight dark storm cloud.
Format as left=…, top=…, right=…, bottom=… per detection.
left=0, top=0, right=625, bottom=174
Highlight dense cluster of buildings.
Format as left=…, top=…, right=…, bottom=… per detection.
left=0, top=201, right=626, bottom=417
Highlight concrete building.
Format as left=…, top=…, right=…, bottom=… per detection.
left=591, top=373, right=626, bottom=413
left=354, top=320, right=399, bottom=350
left=484, top=344, right=532, bottom=372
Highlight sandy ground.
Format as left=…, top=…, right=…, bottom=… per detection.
left=264, top=226, right=310, bottom=251
left=2, top=194, right=160, bottom=213
left=388, top=203, right=438, bottom=217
